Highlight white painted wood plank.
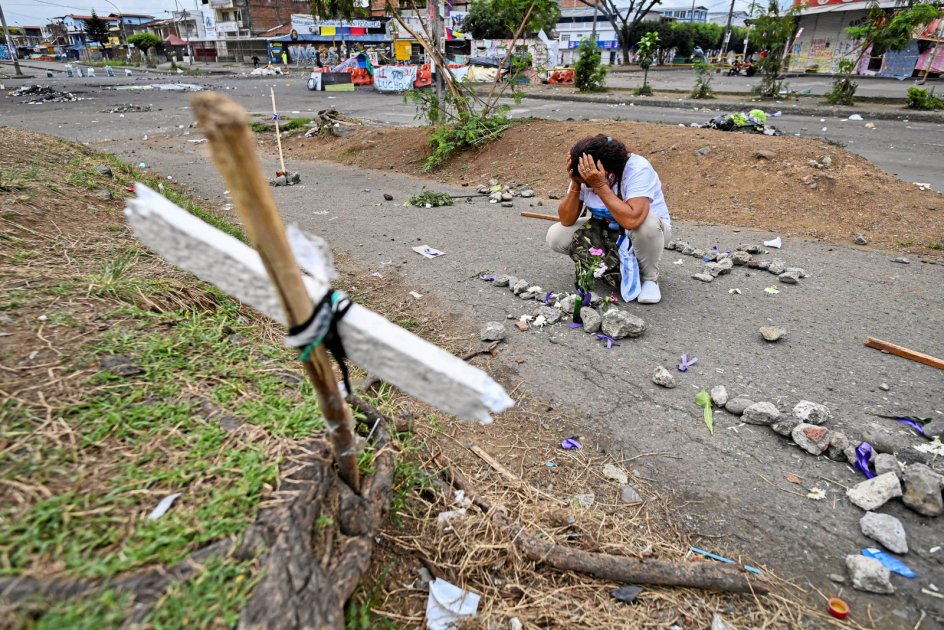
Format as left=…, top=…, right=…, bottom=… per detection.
left=125, top=185, right=513, bottom=424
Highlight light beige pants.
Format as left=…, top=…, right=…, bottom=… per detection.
left=545, top=211, right=672, bottom=283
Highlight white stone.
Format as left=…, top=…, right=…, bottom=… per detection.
left=125, top=184, right=513, bottom=424
left=845, top=555, right=895, bottom=594
left=652, top=365, right=677, bottom=388
left=793, top=400, right=830, bottom=425
left=710, top=385, right=728, bottom=407
left=846, top=472, right=902, bottom=511
left=602, top=463, right=628, bottom=485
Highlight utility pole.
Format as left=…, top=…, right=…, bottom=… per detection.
left=720, top=0, right=737, bottom=55
left=591, top=0, right=599, bottom=40
left=430, top=0, right=443, bottom=104
left=0, top=1, right=24, bottom=76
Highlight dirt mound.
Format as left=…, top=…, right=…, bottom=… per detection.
left=283, top=119, right=944, bottom=257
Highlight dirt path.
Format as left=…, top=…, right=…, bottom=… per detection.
left=109, top=128, right=944, bottom=628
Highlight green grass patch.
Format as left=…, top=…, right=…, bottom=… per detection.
left=282, top=117, right=312, bottom=132
left=927, top=239, right=944, bottom=250
left=147, top=556, right=260, bottom=627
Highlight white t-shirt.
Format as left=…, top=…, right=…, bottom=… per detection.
left=579, top=154, right=671, bottom=228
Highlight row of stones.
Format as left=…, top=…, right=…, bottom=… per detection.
left=665, top=240, right=809, bottom=285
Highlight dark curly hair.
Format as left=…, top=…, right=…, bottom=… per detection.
left=569, top=135, right=631, bottom=189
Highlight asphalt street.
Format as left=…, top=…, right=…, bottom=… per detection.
left=2, top=74, right=942, bottom=627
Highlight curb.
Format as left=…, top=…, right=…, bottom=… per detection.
left=501, top=90, right=944, bottom=124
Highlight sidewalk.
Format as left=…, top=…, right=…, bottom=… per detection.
left=1, top=59, right=241, bottom=79
left=502, top=84, right=944, bottom=123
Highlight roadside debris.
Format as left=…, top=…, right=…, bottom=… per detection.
left=101, top=103, right=152, bottom=113
left=860, top=512, right=908, bottom=554
left=611, top=585, right=644, bottom=604
left=270, top=172, right=301, bottom=187
left=12, top=85, right=83, bottom=104
left=413, top=245, right=445, bottom=259
left=827, top=597, right=850, bottom=619
left=759, top=325, right=786, bottom=342
left=702, top=109, right=781, bottom=135
left=561, top=436, right=582, bottom=450
left=763, top=236, right=782, bottom=248
left=695, top=389, right=714, bottom=434
left=862, top=547, right=916, bottom=578
left=480, top=321, right=507, bottom=342
left=845, top=554, right=895, bottom=594
left=146, top=492, right=182, bottom=520
left=114, top=83, right=204, bottom=92
left=688, top=547, right=762, bottom=575
left=425, top=578, right=480, bottom=630
left=864, top=336, right=944, bottom=370
left=408, top=188, right=454, bottom=208
left=652, top=365, right=677, bottom=388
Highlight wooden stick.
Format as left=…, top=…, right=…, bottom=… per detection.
left=520, top=211, right=560, bottom=222
left=864, top=337, right=944, bottom=370
left=270, top=87, right=287, bottom=175
left=191, top=92, right=360, bottom=493
left=442, top=462, right=767, bottom=595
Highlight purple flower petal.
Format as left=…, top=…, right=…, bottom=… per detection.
left=561, top=436, right=583, bottom=450
left=855, top=442, right=876, bottom=479
left=582, top=291, right=592, bottom=306
left=479, top=274, right=495, bottom=281
left=896, top=418, right=925, bottom=436
left=569, top=323, right=583, bottom=328
left=545, top=291, right=553, bottom=305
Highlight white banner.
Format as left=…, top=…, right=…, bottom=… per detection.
left=291, top=14, right=382, bottom=33
left=374, top=65, right=417, bottom=92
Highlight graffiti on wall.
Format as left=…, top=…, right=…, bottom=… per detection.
left=289, top=44, right=320, bottom=64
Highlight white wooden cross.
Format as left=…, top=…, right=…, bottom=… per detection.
left=125, top=184, right=513, bottom=424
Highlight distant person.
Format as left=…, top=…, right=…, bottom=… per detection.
left=546, top=135, right=672, bottom=305
left=251, top=55, right=260, bottom=69
left=281, top=51, right=288, bottom=65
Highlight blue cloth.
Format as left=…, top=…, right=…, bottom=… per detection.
left=616, top=232, right=641, bottom=302
left=587, top=206, right=620, bottom=231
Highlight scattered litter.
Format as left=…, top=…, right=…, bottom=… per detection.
left=436, top=508, right=467, bottom=528
left=12, top=84, right=83, bottom=104
left=895, top=417, right=925, bottom=436
left=848, top=114, right=863, bottom=121
left=728, top=288, right=741, bottom=295
left=688, top=547, right=762, bottom=574
left=249, top=65, right=284, bottom=76
left=115, top=83, right=204, bottom=92
left=545, top=460, right=556, bottom=467
left=413, top=245, right=445, bottom=259
left=187, top=138, right=208, bottom=144
left=409, top=291, right=423, bottom=300
left=862, top=548, right=916, bottom=578
left=914, top=438, right=944, bottom=457
left=596, top=333, right=619, bottom=349
left=806, top=488, right=826, bottom=500
left=915, top=182, right=932, bottom=191
left=854, top=442, right=876, bottom=478
left=425, top=578, right=480, bottom=630
left=137, top=162, right=149, bottom=169
left=922, top=588, right=944, bottom=599
left=370, top=272, right=383, bottom=279
left=673, top=259, right=684, bottom=265
left=828, top=597, right=850, bottom=620
left=101, top=103, right=152, bottom=113
left=611, top=585, right=644, bottom=605
left=677, top=353, right=698, bottom=372
left=763, top=236, right=782, bottom=248
left=764, top=286, right=780, bottom=295
left=930, top=546, right=941, bottom=553
left=695, top=389, right=714, bottom=434
left=146, top=492, right=182, bottom=520
left=785, top=473, right=802, bottom=484
left=561, top=436, right=583, bottom=450
left=865, top=122, right=877, bottom=129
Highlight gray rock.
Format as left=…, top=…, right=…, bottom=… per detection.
left=855, top=234, right=869, bottom=245
left=785, top=267, right=810, bottom=278
left=743, top=402, right=781, bottom=425
left=602, top=463, right=628, bottom=485
left=724, top=397, right=754, bottom=416
left=511, top=279, right=529, bottom=295
left=898, top=450, right=932, bottom=467
left=731, top=251, right=752, bottom=265
left=792, top=423, right=831, bottom=455
left=748, top=260, right=771, bottom=271
left=826, top=431, right=850, bottom=461
left=710, top=385, right=729, bottom=407
left=860, top=512, right=908, bottom=554
left=861, top=425, right=914, bottom=455
left=846, top=555, right=895, bottom=594
left=768, top=259, right=787, bottom=275
left=846, top=472, right=902, bottom=511
left=601, top=310, right=646, bottom=339
left=520, top=287, right=543, bottom=300
left=573, top=492, right=595, bottom=508
left=891, top=257, right=910, bottom=264
left=760, top=325, right=786, bottom=342
left=716, top=257, right=734, bottom=273
left=270, top=175, right=287, bottom=187
left=477, top=186, right=490, bottom=194
left=558, top=294, right=577, bottom=315
left=651, top=366, right=677, bottom=389
left=480, top=322, right=507, bottom=342
left=681, top=244, right=696, bottom=256
left=611, top=585, right=643, bottom=604
left=703, top=250, right=718, bottom=262
left=539, top=305, right=563, bottom=325
left=754, top=150, right=776, bottom=160
left=902, top=464, right=944, bottom=516
left=489, top=191, right=503, bottom=202
left=95, top=164, right=113, bottom=177
left=694, top=146, right=711, bottom=156
left=665, top=240, right=679, bottom=251
left=704, top=262, right=725, bottom=277
left=100, top=354, right=143, bottom=377
left=692, top=272, right=714, bottom=283
left=494, top=274, right=512, bottom=287
left=778, top=270, right=801, bottom=284
left=771, top=417, right=799, bottom=437
left=94, top=188, right=113, bottom=200
left=828, top=573, right=846, bottom=584
left=519, top=189, right=535, bottom=198
left=873, top=453, right=902, bottom=478
left=737, top=243, right=764, bottom=254
left=692, top=248, right=706, bottom=259
left=879, top=382, right=890, bottom=391
left=620, top=484, right=643, bottom=504
left=922, top=420, right=944, bottom=440
left=793, top=400, right=830, bottom=425
left=580, top=308, right=602, bottom=334
left=383, top=193, right=394, bottom=201
left=501, top=192, right=513, bottom=201
left=501, top=201, right=514, bottom=207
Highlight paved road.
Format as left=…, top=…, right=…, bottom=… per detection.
left=2, top=74, right=943, bottom=627
left=2, top=74, right=942, bottom=192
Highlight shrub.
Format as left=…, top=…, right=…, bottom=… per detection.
left=574, top=38, right=606, bottom=92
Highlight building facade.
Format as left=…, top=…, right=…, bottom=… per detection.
left=660, top=5, right=709, bottom=23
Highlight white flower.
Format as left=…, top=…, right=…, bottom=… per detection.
left=806, top=488, right=826, bottom=500
left=593, top=263, right=608, bottom=278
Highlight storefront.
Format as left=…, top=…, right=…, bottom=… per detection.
left=270, top=15, right=392, bottom=66
left=788, top=0, right=943, bottom=77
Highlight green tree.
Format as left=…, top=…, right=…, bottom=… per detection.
left=578, top=0, right=664, bottom=64
left=465, top=0, right=560, bottom=39
left=127, top=32, right=161, bottom=66
left=573, top=37, right=607, bottom=92
left=750, top=0, right=796, bottom=98
left=85, top=11, right=112, bottom=57
left=634, top=31, right=659, bottom=95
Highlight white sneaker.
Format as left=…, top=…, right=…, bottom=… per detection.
left=637, top=280, right=662, bottom=304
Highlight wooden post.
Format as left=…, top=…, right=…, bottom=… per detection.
left=191, top=92, right=360, bottom=492
left=864, top=337, right=944, bottom=370
left=270, top=87, right=287, bottom=175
